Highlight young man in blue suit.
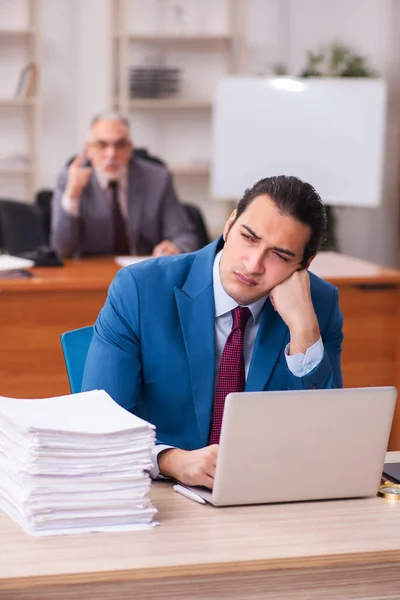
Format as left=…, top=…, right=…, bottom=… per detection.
left=82, top=175, right=343, bottom=489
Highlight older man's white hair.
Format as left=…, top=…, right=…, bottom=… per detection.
left=87, top=111, right=131, bottom=140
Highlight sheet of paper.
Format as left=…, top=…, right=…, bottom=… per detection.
left=0, top=389, right=155, bottom=435
left=115, top=255, right=152, bottom=267
left=0, top=255, right=35, bottom=272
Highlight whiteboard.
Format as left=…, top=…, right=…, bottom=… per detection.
left=212, top=77, right=387, bottom=207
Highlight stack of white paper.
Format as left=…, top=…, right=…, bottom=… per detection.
left=0, top=390, right=157, bottom=536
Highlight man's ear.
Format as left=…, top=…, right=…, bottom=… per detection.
left=304, top=255, right=316, bottom=270
left=223, top=209, right=237, bottom=241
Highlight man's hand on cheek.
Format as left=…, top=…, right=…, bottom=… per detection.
left=269, top=269, right=320, bottom=355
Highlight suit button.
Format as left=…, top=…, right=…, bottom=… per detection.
left=309, top=384, right=316, bottom=389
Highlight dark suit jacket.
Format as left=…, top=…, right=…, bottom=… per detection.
left=82, top=238, right=344, bottom=450
left=50, top=156, right=198, bottom=257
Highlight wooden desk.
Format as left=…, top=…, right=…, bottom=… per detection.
left=0, top=258, right=119, bottom=399
left=311, top=252, right=400, bottom=389
left=1, top=452, right=400, bottom=599
left=310, top=253, right=400, bottom=449
left=1, top=252, right=400, bottom=445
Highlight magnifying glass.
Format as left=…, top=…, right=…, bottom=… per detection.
left=378, top=482, right=400, bottom=501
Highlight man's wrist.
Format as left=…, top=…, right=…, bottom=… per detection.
left=61, top=192, right=81, bottom=217
left=158, top=447, right=183, bottom=478
left=288, top=323, right=320, bottom=356
left=65, top=186, right=82, bottom=201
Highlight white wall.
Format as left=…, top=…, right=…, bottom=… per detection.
left=75, top=0, right=111, bottom=144
left=40, top=0, right=77, bottom=187
left=40, top=0, right=110, bottom=187
left=38, top=0, right=400, bottom=265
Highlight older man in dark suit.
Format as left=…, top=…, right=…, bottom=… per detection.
left=51, top=112, right=198, bottom=258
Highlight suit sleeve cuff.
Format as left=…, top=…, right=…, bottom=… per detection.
left=61, top=193, right=80, bottom=217
left=285, top=337, right=324, bottom=377
left=149, top=444, right=175, bottom=479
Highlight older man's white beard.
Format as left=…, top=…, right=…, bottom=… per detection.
left=100, top=161, right=125, bottom=181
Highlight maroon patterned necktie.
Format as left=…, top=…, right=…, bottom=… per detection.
left=209, top=306, right=251, bottom=445
left=108, top=180, right=130, bottom=255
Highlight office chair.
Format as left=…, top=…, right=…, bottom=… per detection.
left=182, top=203, right=210, bottom=248
left=60, top=326, right=94, bottom=393
left=0, top=199, right=48, bottom=255
left=134, top=147, right=166, bottom=166
left=35, top=188, right=53, bottom=243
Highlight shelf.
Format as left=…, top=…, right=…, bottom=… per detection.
left=0, top=165, right=33, bottom=175
left=0, top=29, right=37, bottom=37
left=171, top=164, right=210, bottom=176
left=124, top=98, right=212, bottom=110
left=0, top=97, right=37, bottom=107
left=117, top=33, right=232, bottom=44
left=111, top=0, right=245, bottom=236
left=0, top=0, right=41, bottom=206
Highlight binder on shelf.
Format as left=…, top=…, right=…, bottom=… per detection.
left=14, top=62, right=38, bottom=98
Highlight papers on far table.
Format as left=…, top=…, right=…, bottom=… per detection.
left=0, top=389, right=157, bottom=536
left=0, top=254, right=35, bottom=272
left=115, top=255, right=152, bottom=267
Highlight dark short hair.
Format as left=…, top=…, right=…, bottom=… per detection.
left=233, top=175, right=327, bottom=266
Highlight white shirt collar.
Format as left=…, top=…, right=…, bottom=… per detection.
left=212, top=250, right=267, bottom=323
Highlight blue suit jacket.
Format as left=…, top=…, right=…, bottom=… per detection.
left=82, top=238, right=343, bottom=450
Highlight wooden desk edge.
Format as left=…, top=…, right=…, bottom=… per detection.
left=3, top=548, right=400, bottom=592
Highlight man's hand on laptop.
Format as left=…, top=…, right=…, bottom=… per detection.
left=158, top=445, right=218, bottom=488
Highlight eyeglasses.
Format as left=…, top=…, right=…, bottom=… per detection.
left=90, top=139, right=131, bottom=151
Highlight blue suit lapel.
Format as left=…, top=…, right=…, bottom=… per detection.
left=245, top=299, right=288, bottom=392
left=174, top=239, right=221, bottom=447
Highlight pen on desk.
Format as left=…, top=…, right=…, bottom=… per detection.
left=173, top=484, right=206, bottom=504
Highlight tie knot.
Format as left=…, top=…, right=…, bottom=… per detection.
left=108, top=180, right=118, bottom=191
left=232, top=306, right=251, bottom=331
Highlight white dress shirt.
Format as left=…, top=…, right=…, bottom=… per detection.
left=150, top=250, right=324, bottom=478
left=61, top=168, right=129, bottom=219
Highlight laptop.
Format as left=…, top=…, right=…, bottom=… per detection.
left=183, top=387, right=397, bottom=506
left=383, top=462, right=400, bottom=484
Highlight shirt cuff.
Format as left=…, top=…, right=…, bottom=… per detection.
left=285, top=337, right=324, bottom=377
left=61, top=193, right=80, bottom=217
left=149, top=444, right=175, bottom=479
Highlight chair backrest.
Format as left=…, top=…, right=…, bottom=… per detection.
left=182, top=202, right=210, bottom=248
left=0, top=199, right=47, bottom=255
left=134, top=147, right=166, bottom=166
left=60, top=326, right=94, bottom=393
left=35, top=188, right=53, bottom=243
